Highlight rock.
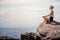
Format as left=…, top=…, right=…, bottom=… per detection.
left=37, top=21, right=60, bottom=40
left=20, top=21, right=60, bottom=40
left=21, top=32, right=36, bottom=40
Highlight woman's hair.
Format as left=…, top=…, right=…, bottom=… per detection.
left=49, top=5, right=54, bottom=9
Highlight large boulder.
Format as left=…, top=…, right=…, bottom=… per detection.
left=21, top=32, right=36, bottom=40
left=37, top=21, right=60, bottom=40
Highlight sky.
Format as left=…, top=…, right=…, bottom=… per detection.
left=0, top=0, right=60, bottom=28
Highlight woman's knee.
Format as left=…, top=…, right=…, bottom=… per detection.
left=42, top=16, right=47, bottom=19
left=42, top=16, right=45, bottom=18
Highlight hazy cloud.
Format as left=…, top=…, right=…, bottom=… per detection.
left=0, top=0, right=60, bottom=28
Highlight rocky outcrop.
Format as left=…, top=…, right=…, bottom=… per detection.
left=20, top=21, right=60, bottom=40
left=21, top=32, right=36, bottom=40
left=37, top=21, right=60, bottom=40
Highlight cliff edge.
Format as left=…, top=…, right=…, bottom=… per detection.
left=37, top=21, right=60, bottom=40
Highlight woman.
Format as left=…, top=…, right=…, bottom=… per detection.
left=42, top=5, right=54, bottom=23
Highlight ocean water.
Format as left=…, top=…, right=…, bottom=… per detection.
left=0, top=27, right=36, bottom=39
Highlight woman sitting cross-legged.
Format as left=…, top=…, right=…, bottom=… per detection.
left=42, top=5, right=54, bottom=24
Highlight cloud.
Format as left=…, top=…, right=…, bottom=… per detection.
left=53, top=0, right=60, bottom=1
left=52, top=1, right=60, bottom=6
left=0, top=0, right=60, bottom=28
left=0, top=0, right=49, bottom=28
left=0, top=0, right=50, bottom=8
left=0, top=0, right=49, bottom=4
left=0, top=6, right=46, bottom=28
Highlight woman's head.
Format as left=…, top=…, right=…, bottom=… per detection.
left=49, top=5, right=54, bottom=10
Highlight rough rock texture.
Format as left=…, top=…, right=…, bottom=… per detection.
left=21, top=32, right=36, bottom=40
left=37, top=21, right=60, bottom=40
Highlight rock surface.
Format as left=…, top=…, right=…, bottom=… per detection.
left=21, top=32, right=36, bottom=40
left=37, top=21, right=60, bottom=40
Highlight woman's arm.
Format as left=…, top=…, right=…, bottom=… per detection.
left=46, top=10, right=54, bottom=17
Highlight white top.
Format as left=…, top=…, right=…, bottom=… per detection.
left=50, top=10, right=54, bottom=17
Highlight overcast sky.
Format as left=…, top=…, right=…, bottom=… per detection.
left=0, top=0, right=60, bottom=28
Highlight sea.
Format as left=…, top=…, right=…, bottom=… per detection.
left=0, top=27, right=36, bottom=39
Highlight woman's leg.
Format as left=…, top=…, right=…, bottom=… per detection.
left=42, top=16, right=50, bottom=22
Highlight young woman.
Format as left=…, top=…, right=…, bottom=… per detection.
left=42, top=5, right=54, bottom=23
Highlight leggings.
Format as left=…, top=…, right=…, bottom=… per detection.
left=49, top=16, right=53, bottom=22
